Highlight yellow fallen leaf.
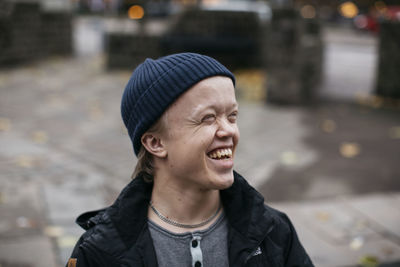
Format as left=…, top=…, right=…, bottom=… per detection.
left=349, top=236, right=364, bottom=250
left=315, top=211, right=331, bottom=222
left=354, top=92, right=370, bottom=105
left=389, top=126, right=400, bottom=139
left=371, top=96, right=383, bottom=109
left=359, top=255, right=379, bottom=267
left=0, top=117, right=11, bottom=131
left=280, top=151, right=299, bottom=166
left=321, top=119, right=336, bottom=133
left=32, top=130, right=48, bottom=144
left=340, top=142, right=361, bottom=158
left=16, top=155, right=34, bottom=168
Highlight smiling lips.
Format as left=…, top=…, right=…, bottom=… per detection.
left=207, top=148, right=233, bottom=160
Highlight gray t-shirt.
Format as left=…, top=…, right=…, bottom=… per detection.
left=148, top=212, right=229, bottom=267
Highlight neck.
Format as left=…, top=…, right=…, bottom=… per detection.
left=149, top=175, right=221, bottom=233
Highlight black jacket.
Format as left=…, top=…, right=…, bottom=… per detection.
left=67, top=172, right=314, bottom=267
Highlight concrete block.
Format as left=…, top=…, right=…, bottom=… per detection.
left=376, top=21, right=400, bottom=98
left=106, top=33, right=162, bottom=69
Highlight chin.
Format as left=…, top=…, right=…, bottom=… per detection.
left=211, top=172, right=234, bottom=190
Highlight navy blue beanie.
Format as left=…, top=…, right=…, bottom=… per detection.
left=121, top=53, right=236, bottom=156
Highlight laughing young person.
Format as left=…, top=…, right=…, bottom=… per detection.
left=66, top=53, right=314, bottom=267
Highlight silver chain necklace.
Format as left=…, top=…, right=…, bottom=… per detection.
left=149, top=201, right=222, bottom=229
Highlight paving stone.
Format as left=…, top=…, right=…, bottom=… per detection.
left=0, top=235, right=59, bottom=267
left=347, top=194, right=400, bottom=239
left=272, top=200, right=379, bottom=245
left=43, top=178, right=106, bottom=225
left=271, top=195, right=400, bottom=267
left=236, top=103, right=317, bottom=188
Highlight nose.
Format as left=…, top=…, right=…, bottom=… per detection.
left=216, top=117, right=237, bottom=139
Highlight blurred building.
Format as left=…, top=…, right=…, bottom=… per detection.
left=5, top=0, right=73, bottom=10
left=0, top=1, right=72, bottom=66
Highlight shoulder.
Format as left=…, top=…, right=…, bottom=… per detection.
left=260, top=204, right=314, bottom=266
left=71, top=209, right=127, bottom=266
left=265, top=203, right=304, bottom=241
left=67, top=177, right=154, bottom=266
left=263, top=204, right=293, bottom=232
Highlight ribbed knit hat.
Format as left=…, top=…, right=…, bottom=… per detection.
left=121, top=53, right=236, bottom=156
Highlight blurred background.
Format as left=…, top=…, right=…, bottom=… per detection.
left=0, top=0, right=400, bottom=266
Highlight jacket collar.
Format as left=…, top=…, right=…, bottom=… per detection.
left=223, top=171, right=274, bottom=238
left=106, top=176, right=153, bottom=249
left=89, top=171, right=275, bottom=263
left=223, top=171, right=276, bottom=265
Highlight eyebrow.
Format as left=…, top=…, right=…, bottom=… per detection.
left=191, top=102, right=239, bottom=116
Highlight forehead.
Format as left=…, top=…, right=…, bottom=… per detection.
left=168, top=76, right=237, bottom=114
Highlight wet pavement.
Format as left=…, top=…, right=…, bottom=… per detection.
left=1, top=20, right=400, bottom=267
left=259, top=102, right=400, bottom=202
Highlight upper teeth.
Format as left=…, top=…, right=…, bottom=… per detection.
left=209, top=148, right=232, bottom=159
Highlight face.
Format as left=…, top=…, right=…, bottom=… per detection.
left=160, top=76, right=239, bottom=191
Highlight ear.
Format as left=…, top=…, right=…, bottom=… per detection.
left=141, top=133, right=167, bottom=158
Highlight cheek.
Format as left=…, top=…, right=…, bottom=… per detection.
left=171, top=134, right=209, bottom=159
left=167, top=126, right=217, bottom=158
left=234, top=126, right=240, bottom=144
left=192, top=125, right=218, bottom=142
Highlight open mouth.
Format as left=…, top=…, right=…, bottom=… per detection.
left=207, top=148, right=233, bottom=160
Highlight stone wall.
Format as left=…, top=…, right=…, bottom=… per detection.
left=375, top=21, right=400, bottom=99
left=0, top=2, right=72, bottom=66
left=106, top=34, right=162, bottom=70
left=105, top=8, right=265, bottom=71
left=161, top=9, right=265, bottom=71
left=265, top=8, right=323, bottom=104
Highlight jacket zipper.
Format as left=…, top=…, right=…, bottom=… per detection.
left=244, top=222, right=275, bottom=264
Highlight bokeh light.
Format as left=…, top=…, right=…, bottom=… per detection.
left=128, top=5, right=144, bottom=20
left=354, top=15, right=368, bottom=29
left=375, top=1, right=387, bottom=13
left=300, top=5, right=316, bottom=19
left=339, top=2, right=359, bottom=19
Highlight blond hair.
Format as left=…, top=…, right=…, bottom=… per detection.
left=132, top=146, right=155, bottom=182
left=131, top=113, right=168, bottom=182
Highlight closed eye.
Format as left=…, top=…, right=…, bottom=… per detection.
left=228, top=111, right=238, bottom=123
left=202, top=114, right=216, bottom=123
